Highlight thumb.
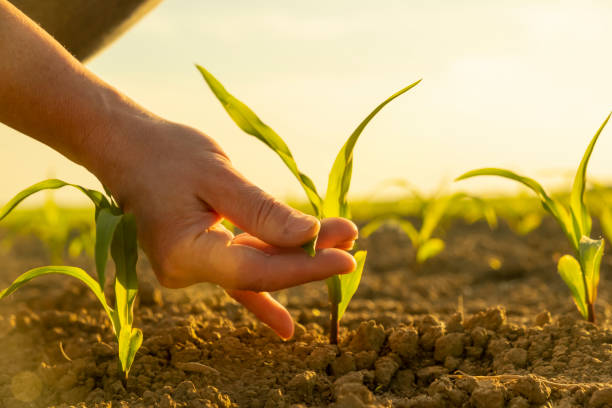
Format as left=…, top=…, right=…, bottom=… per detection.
left=201, top=158, right=320, bottom=247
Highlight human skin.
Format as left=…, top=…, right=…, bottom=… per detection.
left=0, top=0, right=358, bottom=339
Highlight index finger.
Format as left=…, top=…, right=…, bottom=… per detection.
left=168, top=225, right=356, bottom=292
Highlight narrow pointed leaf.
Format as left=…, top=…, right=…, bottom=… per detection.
left=95, top=209, right=123, bottom=288
left=397, top=219, right=419, bottom=246
left=360, top=216, right=419, bottom=246
left=468, top=196, right=498, bottom=229
left=338, top=251, right=367, bottom=320
left=360, top=217, right=393, bottom=238
left=111, top=214, right=139, bottom=327
left=118, top=327, right=142, bottom=377
left=0, top=179, right=108, bottom=222
left=578, top=236, right=604, bottom=304
left=570, top=112, right=610, bottom=239
left=416, top=238, right=445, bottom=264
left=196, top=65, right=322, bottom=216
left=557, top=255, right=588, bottom=319
left=419, top=194, right=457, bottom=243
left=324, top=80, right=421, bottom=218
left=456, top=168, right=576, bottom=250
left=0, top=266, right=117, bottom=330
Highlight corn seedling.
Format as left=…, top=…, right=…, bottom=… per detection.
left=0, top=180, right=142, bottom=377
left=197, top=65, right=420, bottom=343
left=361, top=187, right=496, bottom=266
left=457, top=113, right=611, bottom=322
left=0, top=191, right=94, bottom=263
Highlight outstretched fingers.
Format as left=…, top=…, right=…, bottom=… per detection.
left=167, top=224, right=356, bottom=292
left=233, top=217, right=358, bottom=253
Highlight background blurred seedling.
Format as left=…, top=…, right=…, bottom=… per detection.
left=0, top=180, right=142, bottom=377
left=486, top=194, right=544, bottom=236
left=361, top=180, right=496, bottom=266
left=197, top=65, right=419, bottom=344
left=0, top=191, right=95, bottom=263
left=587, top=182, right=612, bottom=245
left=457, top=113, right=611, bottom=322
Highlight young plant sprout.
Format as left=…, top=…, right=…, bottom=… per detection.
left=196, top=65, right=420, bottom=344
left=0, top=180, right=142, bottom=378
left=457, top=113, right=611, bottom=323
left=361, top=184, right=496, bottom=266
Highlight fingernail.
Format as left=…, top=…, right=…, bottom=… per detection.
left=291, top=214, right=319, bottom=234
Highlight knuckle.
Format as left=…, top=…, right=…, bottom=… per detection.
left=250, top=191, right=292, bottom=239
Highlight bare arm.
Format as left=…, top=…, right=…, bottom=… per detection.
left=0, top=0, right=357, bottom=339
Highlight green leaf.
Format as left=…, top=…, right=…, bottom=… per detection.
left=111, top=214, right=139, bottom=328
left=301, top=237, right=317, bottom=257
left=419, top=195, right=456, bottom=243
left=569, top=113, right=610, bottom=240
left=338, top=251, right=367, bottom=320
left=468, top=196, right=498, bottom=229
left=95, top=209, right=123, bottom=288
left=0, top=179, right=109, bottom=222
left=196, top=65, right=323, bottom=216
left=578, top=236, right=604, bottom=304
left=323, top=80, right=421, bottom=218
left=360, top=216, right=419, bottom=246
left=456, top=168, right=576, bottom=250
left=360, top=217, right=391, bottom=238
left=416, top=238, right=445, bottom=264
left=118, top=326, right=143, bottom=378
left=557, top=254, right=588, bottom=319
left=0, top=266, right=117, bottom=330
left=397, top=219, right=419, bottom=246
left=515, top=212, right=542, bottom=236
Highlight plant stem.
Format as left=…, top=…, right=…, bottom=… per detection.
left=587, top=301, right=595, bottom=323
left=579, top=261, right=596, bottom=323
left=329, top=301, right=339, bottom=344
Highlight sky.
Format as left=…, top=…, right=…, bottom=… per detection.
left=1, top=0, right=611, bottom=205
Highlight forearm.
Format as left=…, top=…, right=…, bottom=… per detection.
left=0, top=0, right=154, bottom=182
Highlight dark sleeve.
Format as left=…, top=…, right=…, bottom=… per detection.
left=8, top=0, right=162, bottom=61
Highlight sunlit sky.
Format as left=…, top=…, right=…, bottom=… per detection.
left=1, top=0, right=611, bottom=205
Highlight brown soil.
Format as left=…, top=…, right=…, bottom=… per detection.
left=1, top=218, right=612, bottom=407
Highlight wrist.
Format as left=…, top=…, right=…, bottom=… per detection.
left=74, top=89, right=161, bottom=201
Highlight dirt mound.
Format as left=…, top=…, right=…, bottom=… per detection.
left=0, top=218, right=611, bottom=407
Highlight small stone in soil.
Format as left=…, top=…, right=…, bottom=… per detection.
left=534, top=311, right=552, bottom=326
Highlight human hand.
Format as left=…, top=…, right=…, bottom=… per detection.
left=0, top=0, right=357, bottom=339
left=92, top=116, right=357, bottom=339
